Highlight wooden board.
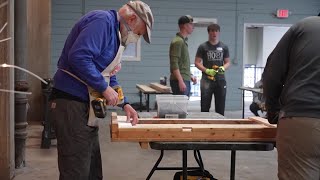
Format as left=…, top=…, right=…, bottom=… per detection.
left=0, top=0, right=14, bottom=179
left=110, top=112, right=277, bottom=143
left=26, top=0, right=51, bottom=123
left=149, top=82, right=172, bottom=93
left=136, top=84, right=157, bottom=93
left=239, top=86, right=263, bottom=94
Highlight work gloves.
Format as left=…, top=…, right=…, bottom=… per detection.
left=205, top=66, right=225, bottom=76
left=205, top=69, right=217, bottom=76
left=218, top=66, right=225, bottom=74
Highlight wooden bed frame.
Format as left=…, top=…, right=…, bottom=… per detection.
left=110, top=112, right=277, bottom=148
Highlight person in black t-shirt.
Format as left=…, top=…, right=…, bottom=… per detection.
left=195, top=23, right=230, bottom=116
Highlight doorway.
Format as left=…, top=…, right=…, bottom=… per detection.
left=242, top=23, right=291, bottom=101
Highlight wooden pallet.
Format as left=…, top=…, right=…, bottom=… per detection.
left=110, top=112, right=276, bottom=148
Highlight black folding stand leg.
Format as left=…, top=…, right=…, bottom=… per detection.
left=230, top=150, right=236, bottom=180
left=147, top=94, right=150, bottom=112
left=139, top=91, right=143, bottom=112
left=194, top=150, right=204, bottom=171
left=183, top=150, right=187, bottom=180
left=146, top=150, right=164, bottom=180
left=242, top=90, right=245, bottom=118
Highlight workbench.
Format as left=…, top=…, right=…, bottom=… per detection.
left=110, top=112, right=276, bottom=180
left=238, top=86, right=263, bottom=118
left=136, top=83, right=172, bottom=112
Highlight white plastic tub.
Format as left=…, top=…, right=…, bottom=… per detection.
left=156, top=95, right=188, bottom=118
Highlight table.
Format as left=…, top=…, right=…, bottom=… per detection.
left=148, top=141, right=274, bottom=180
left=137, top=112, right=275, bottom=180
left=136, top=84, right=172, bottom=112
left=238, top=86, right=263, bottom=118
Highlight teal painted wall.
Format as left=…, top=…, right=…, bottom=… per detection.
left=51, top=0, right=320, bottom=110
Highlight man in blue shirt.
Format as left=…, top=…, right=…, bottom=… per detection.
left=49, top=1, right=154, bottom=179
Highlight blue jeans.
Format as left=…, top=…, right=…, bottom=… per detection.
left=170, top=80, right=191, bottom=97
left=200, top=78, right=226, bottom=115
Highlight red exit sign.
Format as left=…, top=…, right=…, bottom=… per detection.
left=277, top=9, right=289, bottom=18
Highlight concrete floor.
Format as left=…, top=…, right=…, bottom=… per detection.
left=13, top=100, right=278, bottom=180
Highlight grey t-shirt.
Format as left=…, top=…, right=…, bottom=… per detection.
left=196, top=41, right=229, bottom=80
left=263, top=16, right=320, bottom=118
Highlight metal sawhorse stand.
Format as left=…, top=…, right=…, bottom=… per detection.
left=147, top=141, right=275, bottom=180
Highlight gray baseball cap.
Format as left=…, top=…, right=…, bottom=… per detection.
left=126, top=1, right=154, bottom=43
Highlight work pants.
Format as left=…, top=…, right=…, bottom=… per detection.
left=277, top=117, right=320, bottom=180
left=49, top=99, right=102, bottom=180
left=170, top=80, right=191, bottom=97
left=200, top=78, right=226, bottom=116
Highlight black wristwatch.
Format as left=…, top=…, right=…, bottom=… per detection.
left=122, top=102, right=130, bottom=109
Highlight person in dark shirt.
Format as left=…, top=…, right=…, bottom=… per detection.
left=263, top=14, right=320, bottom=180
left=195, top=23, right=230, bottom=115
left=249, top=79, right=265, bottom=116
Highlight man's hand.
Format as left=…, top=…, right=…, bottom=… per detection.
left=205, top=69, right=217, bottom=76
left=267, top=111, right=279, bottom=124
left=123, top=104, right=139, bottom=125
left=102, top=86, right=118, bottom=106
left=259, top=103, right=266, bottom=111
left=191, top=76, right=197, bottom=85
left=178, top=80, right=186, bottom=93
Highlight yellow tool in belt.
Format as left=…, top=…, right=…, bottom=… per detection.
left=91, top=86, right=124, bottom=118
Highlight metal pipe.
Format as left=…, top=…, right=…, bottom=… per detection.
left=0, top=63, right=48, bottom=84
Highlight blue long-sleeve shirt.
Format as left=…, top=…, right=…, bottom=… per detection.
left=53, top=10, right=121, bottom=102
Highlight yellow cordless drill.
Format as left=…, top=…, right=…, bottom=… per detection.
left=207, top=65, right=219, bottom=81
left=91, top=86, right=124, bottom=118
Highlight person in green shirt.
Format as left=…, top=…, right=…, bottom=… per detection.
left=169, top=15, right=197, bottom=96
